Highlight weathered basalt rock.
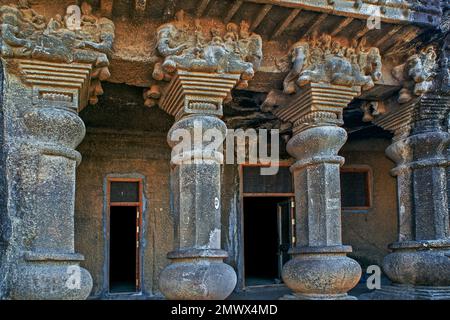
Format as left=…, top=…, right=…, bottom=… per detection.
left=270, top=83, right=364, bottom=299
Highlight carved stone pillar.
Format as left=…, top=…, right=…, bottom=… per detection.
left=151, top=12, right=263, bottom=299
left=0, top=3, right=115, bottom=299
left=274, top=83, right=362, bottom=299
left=157, top=71, right=239, bottom=299
left=262, top=34, right=383, bottom=299
left=371, top=95, right=450, bottom=299
left=0, top=59, right=99, bottom=299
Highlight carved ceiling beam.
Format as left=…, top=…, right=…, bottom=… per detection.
left=250, top=4, right=273, bottom=31
left=372, top=24, right=403, bottom=48
left=245, top=0, right=441, bottom=28
left=224, top=0, right=244, bottom=24
left=100, top=0, right=113, bottom=18
left=355, top=25, right=371, bottom=40
left=384, top=26, right=423, bottom=56
left=271, top=8, right=301, bottom=39
left=196, top=0, right=211, bottom=18
left=304, top=13, right=329, bottom=37
left=330, top=16, right=353, bottom=37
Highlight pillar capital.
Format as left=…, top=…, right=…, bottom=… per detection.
left=273, top=82, right=361, bottom=134
left=0, top=1, right=115, bottom=108
left=145, top=9, right=263, bottom=108
left=374, top=94, right=450, bottom=141
left=159, top=70, right=241, bottom=119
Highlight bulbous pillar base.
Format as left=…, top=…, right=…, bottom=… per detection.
left=362, top=240, right=450, bottom=300
left=159, top=249, right=237, bottom=300
left=281, top=246, right=361, bottom=300
left=383, top=240, right=450, bottom=287
left=9, top=253, right=93, bottom=300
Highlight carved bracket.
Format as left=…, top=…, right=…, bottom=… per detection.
left=145, top=10, right=263, bottom=108
left=392, top=45, right=438, bottom=104
left=282, top=33, right=382, bottom=95
left=0, top=1, right=115, bottom=109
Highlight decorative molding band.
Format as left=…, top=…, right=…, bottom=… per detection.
left=19, top=59, right=93, bottom=111
left=273, top=82, right=360, bottom=133
left=373, top=95, right=450, bottom=135
left=159, top=70, right=241, bottom=118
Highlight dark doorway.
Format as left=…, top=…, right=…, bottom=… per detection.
left=107, top=179, right=142, bottom=294
left=109, top=206, right=138, bottom=293
left=243, top=197, right=294, bottom=287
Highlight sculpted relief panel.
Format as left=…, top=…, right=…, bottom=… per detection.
left=145, top=10, right=263, bottom=107
left=0, top=0, right=115, bottom=105
left=392, top=45, right=438, bottom=104
left=283, top=33, right=382, bottom=94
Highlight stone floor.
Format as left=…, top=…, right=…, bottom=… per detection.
left=227, top=275, right=392, bottom=300
left=94, top=275, right=391, bottom=300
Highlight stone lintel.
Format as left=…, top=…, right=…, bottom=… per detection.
left=273, top=82, right=360, bottom=133
left=159, top=70, right=241, bottom=119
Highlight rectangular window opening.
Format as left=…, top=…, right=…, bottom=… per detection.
left=340, top=167, right=372, bottom=210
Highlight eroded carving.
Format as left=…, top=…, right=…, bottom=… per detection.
left=145, top=10, right=263, bottom=107
left=392, top=45, right=437, bottom=104
left=0, top=1, right=115, bottom=105
left=283, top=33, right=382, bottom=94
left=361, top=101, right=386, bottom=122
